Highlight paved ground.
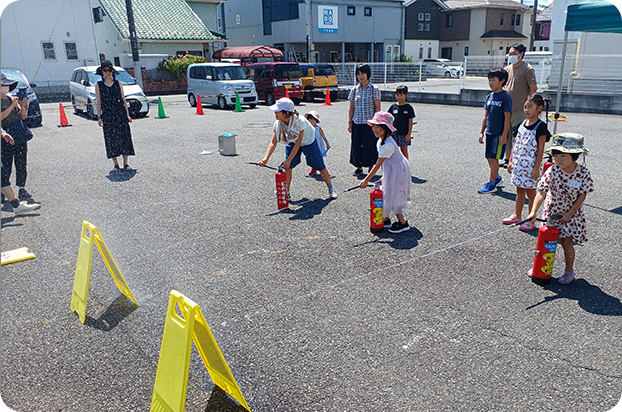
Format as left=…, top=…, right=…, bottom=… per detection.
left=1, top=95, right=621, bottom=412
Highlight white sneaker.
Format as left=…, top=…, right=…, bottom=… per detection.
left=13, top=201, right=40, bottom=215
left=328, top=187, right=338, bottom=199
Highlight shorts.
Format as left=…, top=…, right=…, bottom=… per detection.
left=485, top=133, right=506, bottom=160
left=393, top=134, right=411, bottom=147
left=285, top=140, right=326, bottom=171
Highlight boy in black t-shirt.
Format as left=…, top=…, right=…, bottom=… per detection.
left=388, top=85, right=416, bottom=159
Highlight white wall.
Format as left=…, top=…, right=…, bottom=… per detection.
left=1, top=0, right=99, bottom=86
left=404, top=40, right=440, bottom=60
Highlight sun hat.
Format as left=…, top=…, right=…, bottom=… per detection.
left=96, top=60, right=118, bottom=76
left=367, top=111, right=396, bottom=133
left=1, top=73, right=18, bottom=92
left=546, top=132, right=589, bottom=154
left=305, top=110, right=320, bottom=123
left=270, top=97, right=295, bottom=113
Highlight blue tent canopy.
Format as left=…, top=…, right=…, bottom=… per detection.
left=564, top=0, right=622, bottom=33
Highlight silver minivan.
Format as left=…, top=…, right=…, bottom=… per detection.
left=70, top=66, right=149, bottom=119
left=187, top=63, right=258, bottom=109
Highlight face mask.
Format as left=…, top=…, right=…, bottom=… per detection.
left=507, top=55, right=519, bottom=65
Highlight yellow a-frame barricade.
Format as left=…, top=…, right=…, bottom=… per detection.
left=150, top=290, right=251, bottom=412
left=70, top=220, right=138, bottom=323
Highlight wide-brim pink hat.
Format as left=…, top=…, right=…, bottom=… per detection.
left=366, top=111, right=396, bottom=132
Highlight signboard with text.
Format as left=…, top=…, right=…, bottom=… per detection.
left=318, top=5, right=338, bottom=33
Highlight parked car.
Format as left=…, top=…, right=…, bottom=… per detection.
left=245, top=62, right=303, bottom=105
left=186, top=63, right=258, bottom=109
left=1, top=68, right=42, bottom=127
left=70, top=66, right=149, bottom=119
left=423, top=59, right=462, bottom=78
left=299, top=64, right=339, bottom=102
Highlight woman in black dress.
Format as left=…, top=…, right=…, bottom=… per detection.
left=95, top=60, right=135, bottom=172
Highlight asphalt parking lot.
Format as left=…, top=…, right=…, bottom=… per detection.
left=1, top=95, right=621, bottom=412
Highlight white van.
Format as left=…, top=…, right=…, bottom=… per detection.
left=187, top=63, right=258, bottom=109
left=70, top=66, right=149, bottom=119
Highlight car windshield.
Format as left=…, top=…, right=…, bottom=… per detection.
left=2, top=69, right=29, bottom=88
left=87, top=70, right=137, bottom=85
left=274, top=64, right=300, bottom=80
left=214, top=66, right=247, bottom=81
left=314, top=65, right=335, bottom=76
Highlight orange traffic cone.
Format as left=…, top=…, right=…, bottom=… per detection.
left=323, top=88, right=332, bottom=106
left=57, top=102, right=72, bottom=127
left=285, top=88, right=290, bottom=99
left=195, top=94, right=204, bottom=115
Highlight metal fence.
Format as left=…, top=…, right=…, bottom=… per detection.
left=333, top=55, right=622, bottom=96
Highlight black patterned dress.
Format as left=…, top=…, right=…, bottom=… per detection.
left=98, top=80, right=135, bottom=159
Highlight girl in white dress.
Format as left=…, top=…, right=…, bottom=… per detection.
left=360, top=111, right=412, bottom=233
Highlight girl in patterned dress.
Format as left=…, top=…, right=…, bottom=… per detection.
left=526, top=133, right=594, bottom=284
left=360, top=112, right=412, bottom=234
left=504, top=94, right=551, bottom=231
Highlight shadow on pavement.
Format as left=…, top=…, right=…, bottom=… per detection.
left=204, top=386, right=247, bottom=412
left=84, top=294, right=139, bottom=331
left=287, top=197, right=333, bottom=221
left=526, top=278, right=622, bottom=316
left=354, top=226, right=424, bottom=250
left=106, top=169, right=137, bottom=182
left=411, top=176, right=427, bottom=184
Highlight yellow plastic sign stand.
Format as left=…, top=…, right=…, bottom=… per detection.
left=1, top=247, right=35, bottom=265
left=70, top=221, right=138, bottom=323
left=150, top=290, right=251, bottom=412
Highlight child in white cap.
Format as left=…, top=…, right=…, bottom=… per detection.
left=526, top=133, right=594, bottom=284
left=304, top=110, right=330, bottom=176
left=360, top=111, right=412, bottom=233
left=259, top=98, right=337, bottom=199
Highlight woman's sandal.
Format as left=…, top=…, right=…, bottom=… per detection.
left=558, top=271, right=576, bottom=285
left=123, top=165, right=134, bottom=171
left=111, top=165, right=121, bottom=173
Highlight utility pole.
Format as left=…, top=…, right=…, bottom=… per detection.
left=530, top=0, right=539, bottom=51
left=125, top=0, right=143, bottom=88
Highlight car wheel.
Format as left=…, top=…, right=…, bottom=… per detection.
left=71, top=96, right=79, bottom=114
left=249, top=104, right=257, bottom=109
left=265, top=92, right=275, bottom=106
left=218, top=95, right=228, bottom=110
left=188, top=93, right=197, bottom=107
left=86, top=100, right=95, bottom=120
left=303, top=88, right=314, bottom=103
left=444, top=71, right=451, bottom=77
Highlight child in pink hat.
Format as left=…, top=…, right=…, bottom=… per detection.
left=360, top=111, right=412, bottom=233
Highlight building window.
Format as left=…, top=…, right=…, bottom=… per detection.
left=424, top=23, right=430, bottom=31
left=500, top=13, right=504, bottom=25
left=441, top=47, right=452, bottom=60
left=539, top=24, right=544, bottom=37
left=419, top=47, right=423, bottom=59
left=511, top=14, right=515, bottom=25
left=418, top=13, right=424, bottom=21
left=418, top=23, right=424, bottom=31
left=347, top=6, right=355, bottom=16
left=446, top=14, right=453, bottom=27
left=92, top=6, right=105, bottom=23
left=42, top=41, right=56, bottom=61
left=464, top=46, right=469, bottom=56
left=364, top=7, right=371, bottom=16
left=427, top=47, right=432, bottom=58
left=515, top=14, right=521, bottom=26
left=64, top=42, right=78, bottom=61
left=425, top=13, right=431, bottom=21
left=263, top=0, right=299, bottom=34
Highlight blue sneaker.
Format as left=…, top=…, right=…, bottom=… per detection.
left=478, top=181, right=496, bottom=194
left=494, top=174, right=502, bottom=186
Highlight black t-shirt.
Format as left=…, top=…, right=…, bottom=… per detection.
left=522, top=119, right=551, bottom=142
left=388, top=103, right=415, bottom=136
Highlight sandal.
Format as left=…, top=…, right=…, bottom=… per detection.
left=111, top=165, right=121, bottom=173
left=558, top=271, right=576, bottom=285
left=123, top=165, right=134, bottom=171
left=503, top=214, right=522, bottom=225
left=519, top=221, right=537, bottom=231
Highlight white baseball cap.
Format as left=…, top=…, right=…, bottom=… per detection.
left=270, top=97, right=295, bottom=113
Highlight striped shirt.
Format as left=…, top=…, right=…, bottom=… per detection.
left=348, top=82, right=381, bottom=124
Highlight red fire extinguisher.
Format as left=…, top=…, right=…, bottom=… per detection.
left=370, top=182, right=384, bottom=233
left=276, top=166, right=289, bottom=210
left=542, top=153, right=554, bottom=175
left=529, top=215, right=561, bottom=285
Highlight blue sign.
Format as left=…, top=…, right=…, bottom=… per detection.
left=318, top=5, right=338, bottom=33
